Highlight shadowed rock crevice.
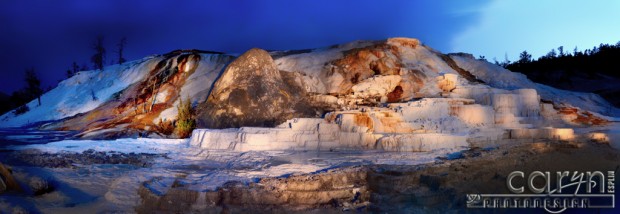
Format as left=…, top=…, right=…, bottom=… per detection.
left=438, top=53, right=484, bottom=84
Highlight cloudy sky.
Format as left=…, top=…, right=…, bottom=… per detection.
left=1, top=0, right=618, bottom=94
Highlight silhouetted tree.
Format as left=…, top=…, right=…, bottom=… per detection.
left=66, top=69, right=73, bottom=78
left=66, top=61, right=80, bottom=78
left=545, top=48, right=557, bottom=58
left=25, top=68, right=43, bottom=106
left=80, top=64, right=89, bottom=71
left=498, top=53, right=511, bottom=68
left=592, top=46, right=599, bottom=54
left=518, top=50, right=532, bottom=64
left=72, top=61, right=79, bottom=74
left=573, top=46, right=579, bottom=56
left=91, top=35, right=106, bottom=70
left=505, top=41, right=620, bottom=107
left=117, top=37, right=127, bottom=64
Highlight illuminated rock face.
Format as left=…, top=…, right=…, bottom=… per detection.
left=189, top=68, right=607, bottom=152
left=36, top=51, right=235, bottom=139
left=3, top=37, right=616, bottom=143
left=378, top=134, right=467, bottom=152
left=587, top=132, right=609, bottom=143
left=437, top=73, right=458, bottom=93
left=351, top=75, right=401, bottom=100
left=190, top=118, right=370, bottom=151
left=508, top=128, right=575, bottom=141
left=188, top=39, right=616, bottom=152
left=190, top=110, right=469, bottom=152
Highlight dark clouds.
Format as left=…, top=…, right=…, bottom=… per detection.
left=0, top=0, right=488, bottom=94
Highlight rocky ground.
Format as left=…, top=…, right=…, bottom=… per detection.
left=1, top=138, right=619, bottom=213
left=368, top=140, right=620, bottom=213
left=134, top=139, right=620, bottom=213
left=1, top=149, right=165, bottom=168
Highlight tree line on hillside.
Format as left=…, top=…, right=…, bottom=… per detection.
left=67, top=35, right=127, bottom=78
left=483, top=41, right=620, bottom=107
left=483, top=41, right=620, bottom=80
left=502, top=41, right=620, bottom=79
left=0, top=36, right=129, bottom=116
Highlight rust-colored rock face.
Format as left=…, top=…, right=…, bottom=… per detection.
left=387, top=37, right=420, bottom=49
left=354, top=113, right=374, bottom=131
left=318, top=40, right=432, bottom=103
left=558, top=106, right=610, bottom=125
left=328, top=43, right=403, bottom=94
left=55, top=51, right=205, bottom=138
left=386, top=85, right=404, bottom=103
left=197, top=48, right=314, bottom=128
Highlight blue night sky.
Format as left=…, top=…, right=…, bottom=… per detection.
left=1, top=0, right=619, bottom=94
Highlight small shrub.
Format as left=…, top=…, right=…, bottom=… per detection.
left=176, top=119, right=196, bottom=138
left=157, top=118, right=174, bottom=135
left=174, top=96, right=196, bottom=138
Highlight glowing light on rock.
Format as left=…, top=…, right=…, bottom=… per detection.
left=587, top=132, right=609, bottom=143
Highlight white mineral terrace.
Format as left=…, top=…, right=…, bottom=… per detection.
left=190, top=74, right=618, bottom=152
left=190, top=97, right=592, bottom=152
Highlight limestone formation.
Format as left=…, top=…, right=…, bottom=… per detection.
left=47, top=50, right=234, bottom=139
left=2, top=37, right=616, bottom=145
left=197, top=48, right=314, bottom=128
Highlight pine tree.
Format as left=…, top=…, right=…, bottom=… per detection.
left=72, top=61, right=79, bottom=74
left=117, top=37, right=127, bottom=64
left=25, top=68, right=43, bottom=106
left=545, top=48, right=557, bottom=58
left=66, top=61, right=81, bottom=78
left=573, top=46, right=579, bottom=56
left=91, top=35, right=106, bottom=70
left=518, top=50, right=532, bottom=63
